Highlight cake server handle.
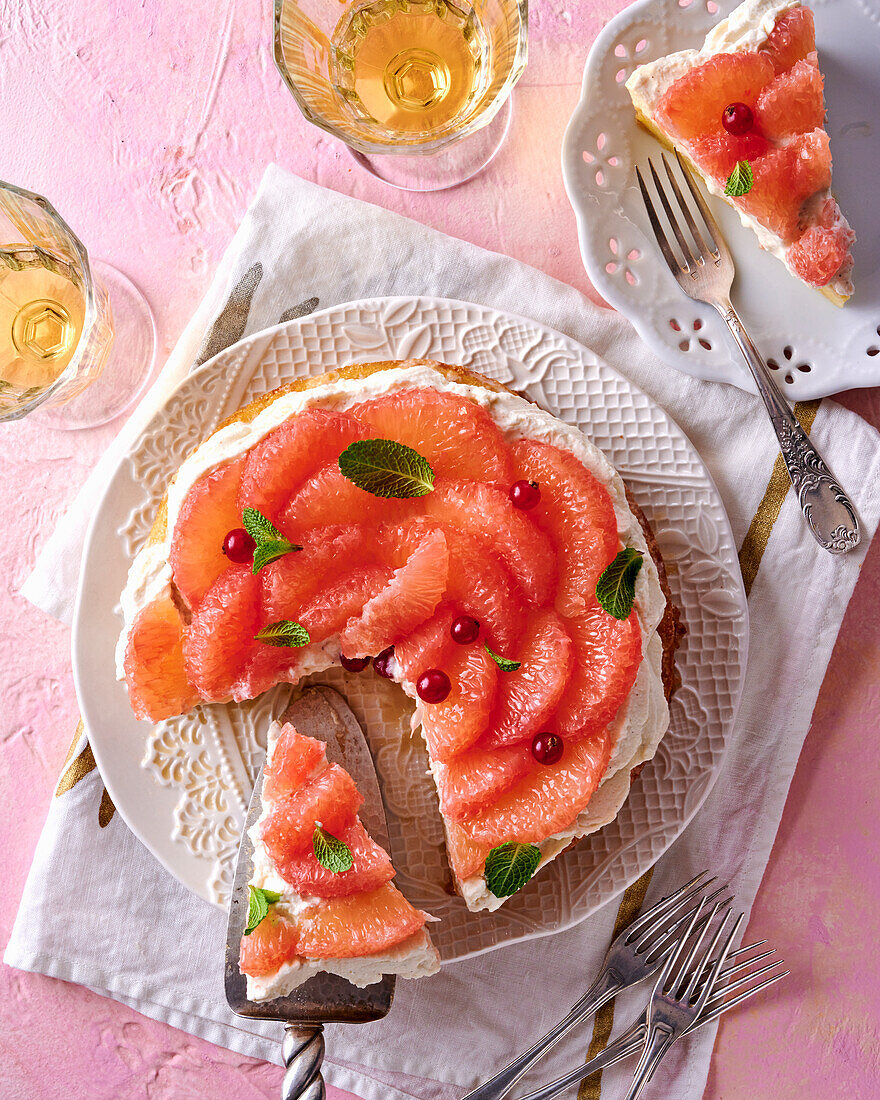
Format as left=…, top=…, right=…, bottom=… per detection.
left=281, top=1024, right=326, bottom=1100
left=718, top=301, right=861, bottom=554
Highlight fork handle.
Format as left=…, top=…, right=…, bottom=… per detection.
left=717, top=301, right=860, bottom=554
left=622, top=1023, right=678, bottom=1100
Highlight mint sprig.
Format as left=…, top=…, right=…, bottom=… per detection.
left=724, top=160, right=754, bottom=198
left=338, top=439, right=435, bottom=499
left=484, top=842, right=541, bottom=897
left=255, top=620, right=311, bottom=647
left=244, top=885, right=282, bottom=935
left=242, top=507, right=302, bottom=574
left=313, top=825, right=354, bottom=873
left=596, top=547, right=643, bottom=620
left=484, top=641, right=521, bottom=672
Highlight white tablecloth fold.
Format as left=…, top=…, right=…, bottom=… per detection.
left=8, top=164, right=880, bottom=1100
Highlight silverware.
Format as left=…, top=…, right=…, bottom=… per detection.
left=462, top=871, right=723, bottom=1100
left=225, top=687, right=395, bottom=1100
left=518, top=941, right=787, bottom=1100
left=636, top=151, right=860, bottom=555
left=621, top=897, right=742, bottom=1100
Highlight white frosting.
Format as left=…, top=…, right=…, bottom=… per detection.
left=625, top=0, right=854, bottom=297
left=119, top=361, right=670, bottom=915
left=245, top=718, right=441, bottom=1002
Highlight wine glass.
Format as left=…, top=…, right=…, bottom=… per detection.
left=273, top=0, right=528, bottom=191
left=0, top=180, right=156, bottom=430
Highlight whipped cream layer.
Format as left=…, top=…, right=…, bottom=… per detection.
left=245, top=718, right=440, bottom=1002
left=625, top=0, right=854, bottom=299
left=119, top=360, right=670, bottom=911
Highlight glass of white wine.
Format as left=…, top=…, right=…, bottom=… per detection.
left=274, top=0, right=528, bottom=190
left=0, top=181, right=156, bottom=429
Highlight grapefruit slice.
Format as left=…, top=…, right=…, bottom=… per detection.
left=434, top=742, right=534, bottom=822
left=754, top=55, right=824, bottom=140
left=123, top=590, right=199, bottom=722
left=555, top=601, right=643, bottom=738
left=239, top=910, right=300, bottom=977
left=183, top=568, right=262, bottom=701
left=260, top=762, right=363, bottom=868
left=423, top=480, right=557, bottom=607
left=348, top=387, right=513, bottom=484
left=238, top=409, right=367, bottom=521
left=654, top=51, right=774, bottom=142
left=294, top=883, right=428, bottom=958
left=170, top=456, right=246, bottom=610
left=280, top=463, right=417, bottom=533
left=420, top=641, right=498, bottom=762
left=484, top=609, right=574, bottom=749
left=262, top=525, right=366, bottom=622
left=272, top=820, right=395, bottom=899
left=457, top=733, right=616, bottom=849
left=444, top=823, right=493, bottom=882
left=443, top=529, right=524, bottom=653
left=393, top=606, right=456, bottom=682
left=262, top=723, right=327, bottom=803
left=340, top=527, right=449, bottom=657
left=760, top=4, right=815, bottom=73
left=296, top=565, right=394, bottom=645
left=510, top=439, right=619, bottom=617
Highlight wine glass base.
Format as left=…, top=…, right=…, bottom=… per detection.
left=347, top=97, right=513, bottom=192
left=39, top=261, right=157, bottom=431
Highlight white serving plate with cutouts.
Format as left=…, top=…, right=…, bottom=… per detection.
left=562, top=0, right=880, bottom=399
left=73, top=297, right=748, bottom=962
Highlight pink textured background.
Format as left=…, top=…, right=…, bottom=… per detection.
left=2, top=0, right=879, bottom=1096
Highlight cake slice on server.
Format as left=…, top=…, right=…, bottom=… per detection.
left=626, top=0, right=855, bottom=303
left=240, top=719, right=440, bottom=1001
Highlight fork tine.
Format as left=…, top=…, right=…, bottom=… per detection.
left=623, top=870, right=712, bottom=942
left=705, top=957, right=785, bottom=1010
left=636, top=165, right=686, bottom=277
left=660, top=153, right=714, bottom=259
left=639, top=885, right=732, bottom=960
left=648, top=158, right=698, bottom=271
left=658, top=897, right=707, bottom=991
left=690, top=911, right=744, bottom=1007
left=674, top=900, right=728, bottom=997
left=700, top=967, right=788, bottom=1026
left=673, top=149, right=724, bottom=257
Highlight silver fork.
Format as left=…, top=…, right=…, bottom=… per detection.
left=637, top=151, right=860, bottom=555
left=622, top=898, right=742, bottom=1099
left=462, top=871, right=722, bottom=1100
left=518, top=942, right=787, bottom=1100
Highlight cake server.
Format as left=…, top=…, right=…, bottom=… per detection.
left=225, top=685, right=395, bottom=1100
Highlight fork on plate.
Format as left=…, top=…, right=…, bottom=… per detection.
left=636, top=151, right=860, bottom=555
left=462, top=870, right=724, bottom=1100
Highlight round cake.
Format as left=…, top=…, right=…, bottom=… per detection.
left=118, top=359, right=682, bottom=912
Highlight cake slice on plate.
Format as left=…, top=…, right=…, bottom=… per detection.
left=626, top=0, right=855, bottom=303
left=240, top=720, right=440, bottom=1001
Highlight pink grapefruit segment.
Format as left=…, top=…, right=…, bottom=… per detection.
left=656, top=51, right=775, bottom=142
left=262, top=723, right=327, bottom=803
left=760, top=5, right=815, bottom=74
left=260, top=762, right=363, bottom=868
left=124, top=590, right=199, bottom=722
left=294, top=883, right=428, bottom=958
left=273, top=820, right=395, bottom=899
left=183, top=568, right=262, bottom=701
left=420, top=642, right=498, bottom=762
left=239, top=910, right=300, bottom=977
left=434, top=742, right=534, bottom=823
left=170, top=456, right=246, bottom=610
left=280, top=463, right=417, bottom=534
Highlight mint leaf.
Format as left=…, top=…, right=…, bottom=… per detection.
left=338, top=439, right=435, bottom=499
left=242, top=507, right=302, bottom=574
left=313, top=825, right=354, bottom=873
left=724, top=160, right=753, bottom=198
left=255, top=620, right=310, bottom=647
left=484, top=842, right=541, bottom=897
left=244, top=885, right=282, bottom=935
left=596, top=547, right=643, bottom=620
left=484, top=641, right=521, bottom=672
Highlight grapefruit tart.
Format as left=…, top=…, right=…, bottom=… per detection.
left=118, top=359, right=681, bottom=918
left=240, top=719, right=440, bottom=1000
left=626, top=0, right=855, bottom=303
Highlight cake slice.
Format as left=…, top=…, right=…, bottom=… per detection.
left=626, top=0, right=855, bottom=303
left=240, top=720, right=439, bottom=1001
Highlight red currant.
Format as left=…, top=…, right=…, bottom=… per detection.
left=722, top=102, right=753, bottom=136
left=416, top=668, right=451, bottom=704
left=373, top=646, right=395, bottom=679
left=340, top=654, right=370, bottom=673
left=509, top=480, right=541, bottom=510
left=531, top=732, right=564, bottom=765
left=450, top=615, right=480, bottom=645
left=222, top=527, right=256, bottom=564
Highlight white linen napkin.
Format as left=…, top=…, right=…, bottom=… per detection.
left=7, top=163, right=880, bottom=1100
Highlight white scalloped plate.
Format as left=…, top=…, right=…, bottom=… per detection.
left=72, top=296, right=748, bottom=962
left=562, top=0, right=880, bottom=400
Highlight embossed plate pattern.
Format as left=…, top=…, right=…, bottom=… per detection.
left=72, top=297, right=748, bottom=962
left=562, top=0, right=880, bottom=400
